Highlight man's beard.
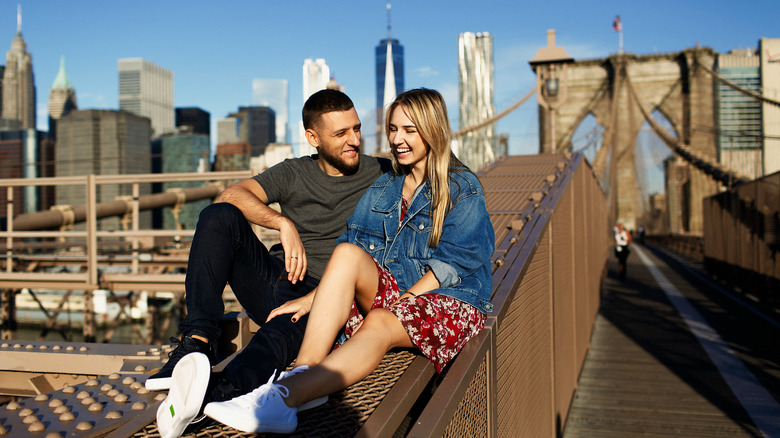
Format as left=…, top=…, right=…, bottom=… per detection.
left=319, top=147, right=360, bottom=175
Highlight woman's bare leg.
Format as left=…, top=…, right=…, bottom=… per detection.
left=294, top=243, right=381, bottom=366
left=280, top=308, right=413, bottom=407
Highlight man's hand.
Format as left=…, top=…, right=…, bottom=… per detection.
left=266, top=289, right=315, bottom=323
left=279, top=219, right=307, bottom=283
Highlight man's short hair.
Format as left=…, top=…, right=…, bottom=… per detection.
left=302, top=89, right=355, bottom=130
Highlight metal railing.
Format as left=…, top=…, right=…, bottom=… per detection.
left=0, top=170, right=253, bottom=341
left=409, top=153, right=609, bottom=437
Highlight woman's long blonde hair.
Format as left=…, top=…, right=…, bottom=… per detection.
left=386, top=88, right=463, bottom=248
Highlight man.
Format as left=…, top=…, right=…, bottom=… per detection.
left=151, top=89, right=391, bottom=438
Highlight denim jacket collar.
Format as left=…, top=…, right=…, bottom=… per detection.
left=371, top=174, right=432, bottom=235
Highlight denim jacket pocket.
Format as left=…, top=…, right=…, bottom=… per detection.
left=353, top=229, right=386, bottom=257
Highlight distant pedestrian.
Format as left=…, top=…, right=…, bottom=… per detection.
left=614, top=223, right=632, bottom=280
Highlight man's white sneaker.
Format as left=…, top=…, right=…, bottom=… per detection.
left=278, top=365, right=328, bottom=411
left=155, top=352, right=211, bottom=438
left=203, top=372, right=297, bottom=434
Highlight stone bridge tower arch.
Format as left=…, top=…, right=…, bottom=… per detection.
left=531, top=36, right=718, bottom=233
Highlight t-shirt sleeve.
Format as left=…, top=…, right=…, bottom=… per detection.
left=252, top=159, right=298, bottom=204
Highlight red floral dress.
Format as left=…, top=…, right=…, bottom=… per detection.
left=340, top=196, right=486, bottom=373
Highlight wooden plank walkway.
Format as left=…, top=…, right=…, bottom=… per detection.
left=563, top=244, right=780, bottom=437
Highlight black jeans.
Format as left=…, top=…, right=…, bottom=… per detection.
left=179, top=202, right=318, bottom=394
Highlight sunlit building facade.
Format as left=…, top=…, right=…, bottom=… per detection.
left=458, top=32, right=496, bottom=172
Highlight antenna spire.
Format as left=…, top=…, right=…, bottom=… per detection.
left=386, top=2, right=391, bottom=40
left=17, top=4, right=22, bottom=34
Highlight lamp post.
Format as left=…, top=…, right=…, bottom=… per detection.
left=530, top=30, right=573, bottom=154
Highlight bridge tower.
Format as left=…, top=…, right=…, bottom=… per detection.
left=531, top=31, right=719, bottom=233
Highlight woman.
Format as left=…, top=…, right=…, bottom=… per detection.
left=202, top=88, right=495, bottom=434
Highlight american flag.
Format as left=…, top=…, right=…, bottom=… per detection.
left=612, top=15, right=622, bottom=32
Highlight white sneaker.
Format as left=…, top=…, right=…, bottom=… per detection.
left=278, top=365, right=328, bottom=411
left=156, top=353, right=211, bottom=438
left=204, top=372, right=297, bottom=434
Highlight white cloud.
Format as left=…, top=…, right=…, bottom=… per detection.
left=414, top=66, right=439, bottom=78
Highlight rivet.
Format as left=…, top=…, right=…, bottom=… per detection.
left=114, top=394, right=129, bottom=403
left=45, top=432, right=64, bottom=438
left=35, top=394, right=49, bottom=402
left=105, top=410, right=123, bottom=420
left=0, top=343, right=8, bottom=348
left=25, top=344, right=34, bottom=349
left=79, top=346, right=88, bottom=352
left=75, top=421, right=94, bottom=431
left=419, top=223, right=424, bottom=230
left=23, top=414, right=39, bottom=424
left=107, top=389, right=119, bottom=397
left=150, top=348, right=160, bottom=354
left=108, top=373, right=121, bottom=380
left=130, top=382, right=143, bottom=391
left=134, top=365, right=147, bottom=372
left=154, top=393, right=167, bottom=401
left=122, top=377, right=136, bottom=385
left=85, top=379, right=99, bottom=387
left=59, top=411, right=75, bottom=422
left=137, top=351, right=147, bottom=356
left=19, top=407, right=33, bottom=417
left=131, top=401, right=146, bottom=410
left=65, top=346, right=74, bottom=351
left=48, top=398, right=64, bottom=408
left=13, top=344, right=21, bottom=348
left=53, top=345, right=61, bottom=350
left=81, top=396, right=96, bottom=406
left=0, top=424, right=6, bottom=435
left=62, top=386, right=76, bottom=394
left=88, top=402, right=104, bottom=412
left=27, top=421, right=45, bottom=432
left=6, top=401, right=21, bottom=410
left=100, top=384, right=113, bottom=392
left=369, top=243, right=375, bottom=250
left=137, top=387, right=150, bottom=395
left=76, top=391, right=90, bottom=400
left=39, top=345, right=48, bottom=350
left=53, top=405, right=70, bottom=415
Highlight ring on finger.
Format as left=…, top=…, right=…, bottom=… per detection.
left=291, top=256, right=298, bottom=260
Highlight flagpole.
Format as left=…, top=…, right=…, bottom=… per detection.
left=619, top=29, right=623, bottom=54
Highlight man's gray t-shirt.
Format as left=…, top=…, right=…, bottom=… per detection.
left=253, top=154, right=391, bottom=280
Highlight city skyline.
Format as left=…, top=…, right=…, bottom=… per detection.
left=2, top=0, right=777, bottom=157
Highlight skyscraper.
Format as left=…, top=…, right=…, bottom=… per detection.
left=229, top=106, right=276, bottom=156
left=2, top=6, right=35, bottom=130
left=300, top=58, right=330, bottom=156
left=253, top=79, right=289, bottom=144
left=175, top=107, right=210, bottom=137
left=56, top=109, right=153, bottom=230
left=716, top=49, right=762, bottom=179
left=458, top=32, right=496, bottom=172
left=48, top=56, right=77, bottom=139
left=375, top=2, right=403, bottom=153
left=118, top=58, right=174, bottom=137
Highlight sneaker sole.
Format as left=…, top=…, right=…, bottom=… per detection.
left=145, top=376, right=171, bottom=391
left=204, top=401, right=297, bottom=434
left=156, top=353, right=211, bottom=438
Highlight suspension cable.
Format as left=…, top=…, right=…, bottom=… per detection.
left=695, top=56, right=780, bottom=107
left=453, top=87, right=536, bottom=138
left=623, top=67, right=751, bottom=188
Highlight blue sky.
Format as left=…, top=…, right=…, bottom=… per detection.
left=4, top=0, right=777, bottom=160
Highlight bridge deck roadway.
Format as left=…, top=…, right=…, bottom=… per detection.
left=564, top=244, right=780, bottom=437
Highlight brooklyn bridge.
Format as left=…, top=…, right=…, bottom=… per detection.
left=0, top=35, right=778, bottom=437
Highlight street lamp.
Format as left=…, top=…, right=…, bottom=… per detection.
left=530, top=29, right=574, bottom=153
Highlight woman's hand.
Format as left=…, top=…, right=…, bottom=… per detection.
left=266, top=289, right=316, bottom=323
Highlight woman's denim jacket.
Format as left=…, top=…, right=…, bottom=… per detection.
left=338, top=170, right=494, bottom=314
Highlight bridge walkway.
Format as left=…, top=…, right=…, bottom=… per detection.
left=563, top=244, right=780, bottom=437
